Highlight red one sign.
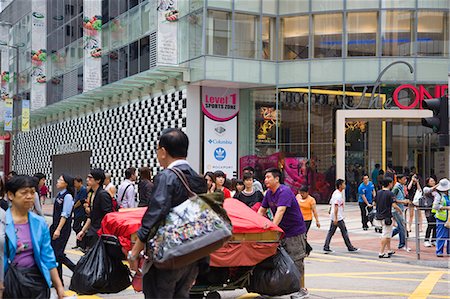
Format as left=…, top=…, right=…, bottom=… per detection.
left=393, top=84, right=448, bottom=109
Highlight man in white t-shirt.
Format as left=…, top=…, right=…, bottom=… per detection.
left=117, top=167, right=137, bottom=209
left=323, top=179, right=359, bottom=253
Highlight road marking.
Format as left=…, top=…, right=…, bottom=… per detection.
left=332, top=274, right=449, bottom=284
left=409, top=271, right=445, bottom=299
left=306, top=257, right=336, bottom=263
left=66, top=249, right=84, bottom=256
left=307, top=270, right=435, bottom=277
left=308, top=288, right=411, bottom=297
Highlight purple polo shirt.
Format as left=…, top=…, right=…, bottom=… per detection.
left=262, top=184, right=306, bottom=238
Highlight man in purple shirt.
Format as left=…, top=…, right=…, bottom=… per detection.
left=258, top=168, right=309, bottom=299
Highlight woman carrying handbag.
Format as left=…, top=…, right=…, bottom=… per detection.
left=4, top=175, right=65, bottom=299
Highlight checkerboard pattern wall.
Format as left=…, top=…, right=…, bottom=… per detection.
left=15, top=89, right=187, bottom=192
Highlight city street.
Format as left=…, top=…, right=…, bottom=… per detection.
left=42, top=203, right=450, bottom=299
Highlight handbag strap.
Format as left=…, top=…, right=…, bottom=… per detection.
left=169, top=167, right=196, bottom=198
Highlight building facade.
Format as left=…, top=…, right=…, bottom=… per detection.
left=0, top=0, right=449, bottom=200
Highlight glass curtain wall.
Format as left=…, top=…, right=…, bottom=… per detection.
left=207, top=10, right=231, bottom=56
left=262, top=17, right=276, bottom=60
left=280, top=16, right=309, bottom=60
left=381, top=11, right=413, bottom=56
left=234, top=13, right=259, bottom=59
left=347, top=12, right=377, bottom=56
left=417, top=11, right=449, bottom=56
left=313, top=13, right=343, bottom=58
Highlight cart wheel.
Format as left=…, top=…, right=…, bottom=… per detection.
left=206, top=291, right=221, bottom=299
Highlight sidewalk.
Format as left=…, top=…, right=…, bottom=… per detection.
left=42, top=201, right=448, bottom=267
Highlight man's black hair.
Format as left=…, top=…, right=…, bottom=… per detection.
left=125, top=167, right=136, bottom=179
left=375, top=163, right=380, bottom=168
left=397, top=174, right=406, bottom=180
left=264, top=167, right=282, bottom=183
left=382, top=177, right=393, bottom=187
left=243, top=172, right=253, bottom=181
left=90, top=168, right=106, bottom=186
left=158, top=128, right=189, bottom=158
left=335, top=179, right=345, bottom=189
left=33, top=173, right=46, bottom=181
left=243, top=166, right=255, bottom=173
left=74, top=176, right=83, bottom=183
left=6, top=175, right=38, bottom=194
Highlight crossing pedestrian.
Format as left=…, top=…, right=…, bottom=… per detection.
left=32, top=173, right=45, bottom=216
left=128, top=128, right=207, bottom=298
left=391, top=174, right=411, bottom=251
left=235, top=172, right=263, bottom=210
left=422, top=177, right=438, bottom=247
left=117, top=167, right=137, bottom=209
left=76, top=168, right=113, bottom=249
left=407, top=171, right=422, bottom=232
left=258, top=168, right=309, bottom=299
left=374, top=177, right=401, bottom=258
left=296, top=185, right=320, bottom=233
left=243, top=166, right=263, bottom=192
left=50, top=174, right=76, bottom=281
left=357, top=174, right=376, bottom=230
left=4, top=175, right=65, bottom=298
left=323, top=179, right=360, bottom=253
left=72, top=176, right=87, bottom=250
left=137, top=167, right=154, bottom=207
left=104, top=173, right=116, bottom=200
left=432, top=178, right=450, bottom=257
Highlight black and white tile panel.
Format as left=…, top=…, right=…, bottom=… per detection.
left=15, top=89, right=187, bottom=191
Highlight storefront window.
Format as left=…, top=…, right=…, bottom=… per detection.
left=417, top=11, right=448, bottom=56
left=280, top=16, right=309, bottom=60
left=262, top=17, right=275, bottom=60
left=313, top=13, right=342, bottom=58
left=347, top=12, right=377, bottom=56
left=381, top=11, right=413, bottom=56
left=207, top=10, right=231, bottom=56
left=234, top=13, right=259, bottom=59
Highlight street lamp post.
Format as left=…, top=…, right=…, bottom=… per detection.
left=0, top=41, right=21, bottom=171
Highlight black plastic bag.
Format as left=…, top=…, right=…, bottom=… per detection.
left=4, top=265, right=50, bottom=299
left=70, top=237, right=131, bottom=295
left=247, top=247, right=301, bottom=296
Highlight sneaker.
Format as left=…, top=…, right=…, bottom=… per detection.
left=424, top=241, right=432, bottom=247
left=399, top=247, right=411, bottom=252
left=387, top=251, right=396, bottom=256
left=348, top=248, right=360, bottom=252
left=323, top=248, right=334, bottom=254
left=431, top=241, right=436, bottom=246
left=71, top=246, right=79, bottom=250
left=291, top=288, right=309, bottom=299
left=379, top=253, right=390, bottom=258
left=436, top=253, right=444, bottom=257
left=363, top=227, right=368, bottom=231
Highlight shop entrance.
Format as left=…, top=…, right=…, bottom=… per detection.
left=51, top=151, right=91, bottom=197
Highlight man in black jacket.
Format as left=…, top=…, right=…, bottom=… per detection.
left=128, top=128, right=207, bottom=298
left=76, top=168, right=113, bottom=248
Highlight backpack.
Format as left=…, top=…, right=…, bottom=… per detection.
left=110, top=194, right=118, bottom=212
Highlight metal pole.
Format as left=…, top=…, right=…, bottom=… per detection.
left=415, top=207, right=420, bottom=260
left=14, top=46, right=18, bottom=170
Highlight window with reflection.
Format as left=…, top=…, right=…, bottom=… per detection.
left=313, top=14, right=342, bottom=58
left=417, top=11, right=448, bottom=56
left=280, top=16, right=309, bottom=60
left=381, top=11, right=412, bottom=56
left=207, top=10, right=231, bottom=56
left=234, top=13, right=259, bottom=59
left=262, top=17, right=275, bottom=60
left=347, top=12, right=377, bottom=56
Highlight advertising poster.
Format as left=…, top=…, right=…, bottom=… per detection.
left=4, top=98, right=13, bottom=131
left=255, top=103, right=280, bottom=144
left=21, top=99, right=30, bottom=132
left=157, top=0, right=178, bottom=65
left=83, top=0, right=102, bottom=91
left=203, top=87, right=239, bottom=178
left=31, top=0, right=47, bottom=111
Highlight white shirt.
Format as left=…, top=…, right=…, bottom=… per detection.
left=117, top=179, right=136, bottom=209
left=330, top=189, right=345, bottom=221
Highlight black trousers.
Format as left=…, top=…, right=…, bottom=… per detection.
left=305, top=220, right=312, bottom=234
left=324, top=220, right=355, bottom=250
left=143, top=262, right=199, bottom=298
left=73, top=216, right=87, bottom=249
left=359, top=202, right=373, bottom=229
left=425, top=214, right=437, bottom=242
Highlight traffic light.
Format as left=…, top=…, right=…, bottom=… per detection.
left=422, top=96, right=449, bottom=146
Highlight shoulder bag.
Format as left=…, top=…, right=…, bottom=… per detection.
left=146, top=167, right=232, bottom=270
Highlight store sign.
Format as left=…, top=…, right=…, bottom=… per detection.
left=30, top=0, right=47, bottom=110
left=83, top=0, right=102, bottom=91
left=157, top=0, right=178, bottom=65
left=202, top=87, right=239, bottom=121
left=393, top=84, right=448, bottom=109
left=203, top=87, right=239, bottom=178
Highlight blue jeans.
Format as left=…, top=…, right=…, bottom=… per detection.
left=392, top=211, right=406, bottom=248
left=435, top=219, right=450, bottom=255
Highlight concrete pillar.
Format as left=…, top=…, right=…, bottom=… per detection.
left=186, top=85, right=201, bottom=173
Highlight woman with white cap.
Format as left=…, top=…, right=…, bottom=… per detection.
left=432, top=178, right=450, bottom=257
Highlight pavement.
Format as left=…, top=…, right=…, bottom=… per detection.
left=41, top=201, right=450, bottom=298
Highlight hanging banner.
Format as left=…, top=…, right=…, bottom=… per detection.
left=21, top=100, right=30, bottom=132
left=202, top=87, right=239, bottom=178
left=31, top=0, right=47, bottom=111
left=157, top=0, right=178, bottom=65
left=4, top=98, right=13, bottom=132
left=83, top=0, right=102, bottom=91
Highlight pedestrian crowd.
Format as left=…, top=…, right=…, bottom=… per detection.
left=0, top=129, right=449, bottom=299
